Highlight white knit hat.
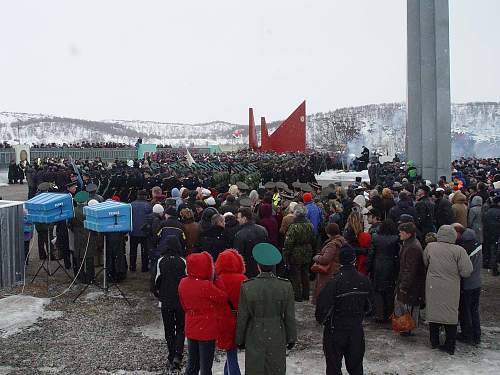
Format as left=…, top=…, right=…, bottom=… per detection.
left=353, top=195, right=366, bottom=208
left=88, top=199, right=99, bottom=206
left=153, top=204, right=164, bottom=215
left=205, top=197, right=216, bottom=206
left=288, top=201, right=298, bottom=213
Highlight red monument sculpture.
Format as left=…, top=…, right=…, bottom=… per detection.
left=260, top=116, right=270, bottom=150
left=248, top=101, right=306, bottom=152
left=248, top=108, right=258, bottom=150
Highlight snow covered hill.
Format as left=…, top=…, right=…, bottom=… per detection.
left=0, top=102, right=498, bottom=157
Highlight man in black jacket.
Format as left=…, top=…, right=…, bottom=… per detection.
left=315, top=245, right=372, bottom=375
left=151, top=236, right=187, bottom=371
left=415, top=186, right=435, bottom=237
left=155, top=207, right=187, bottom=258
left=193, top=214, right=230, bottom=261
left=234, top=207, right=268, bottom=277
left=433, top=189, right=454, bottom=229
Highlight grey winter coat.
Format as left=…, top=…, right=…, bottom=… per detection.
left=423, top=225, right=473, bottom=324
left=468, top=196, right=483, bottom=244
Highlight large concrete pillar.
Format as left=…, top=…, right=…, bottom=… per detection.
left=407, top=0, right=451, bottom=182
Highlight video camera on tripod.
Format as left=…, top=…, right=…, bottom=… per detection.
left=72, top=200, right=133, bottom=304
left=24, top=192, right=75, bottom=287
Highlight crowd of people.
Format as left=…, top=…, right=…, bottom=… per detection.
left=15, top=149, right=331, bottom=200
left=0, top=140, right=193, bottom=149
left=30, top=141, right=136, bottom=149
left=20, top=152, right=500, bottom=374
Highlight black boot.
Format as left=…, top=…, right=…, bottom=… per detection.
left=439, top=345, right=454, bottom=355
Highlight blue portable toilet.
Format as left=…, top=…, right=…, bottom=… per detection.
left=84, top=201, right=132, bottom=233
left=25, top=193, right=74, bottom=223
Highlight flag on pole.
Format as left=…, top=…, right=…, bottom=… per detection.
left=186, top=147, right=195, bottom=167
left=69, top=156, right=84, bottom=189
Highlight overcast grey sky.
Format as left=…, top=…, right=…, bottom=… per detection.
left=0, top=0, right=498, bottom=124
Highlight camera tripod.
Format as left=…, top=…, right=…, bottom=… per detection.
left=31, top=229, right=73, bottom=291
left=73, top=234, right=131, bottom=305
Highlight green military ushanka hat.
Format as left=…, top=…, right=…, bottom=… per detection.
left=252, top=243, right=282, bottom=266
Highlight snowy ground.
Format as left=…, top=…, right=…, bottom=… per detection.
left=0, top=295, right=62, bottom=338
left=1, top=271, right=497, bottom=374
left=0, top=169, right=7, bottom=186
left=114, top=298, right=500, bottom=375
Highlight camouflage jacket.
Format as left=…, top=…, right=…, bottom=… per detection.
left=283, top=216, right=316, bottom=264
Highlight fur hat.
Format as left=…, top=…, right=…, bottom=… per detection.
left=153, top=204, right=164, bottom=215
left=205, top=197, right=216, bottom=206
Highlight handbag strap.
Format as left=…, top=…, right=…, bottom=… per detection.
left=469, top=245, right=481, bottom=258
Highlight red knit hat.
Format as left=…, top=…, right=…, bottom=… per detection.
left=111, top=195, right=121, bottom=202
left=303, top=192, right=313, bottom=203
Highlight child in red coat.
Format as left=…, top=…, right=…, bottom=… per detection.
left=178, top=251, right=227, bottom=375
left=215, top=249, right=247, bottom=375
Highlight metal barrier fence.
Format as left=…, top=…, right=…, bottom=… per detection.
left=0, top=201, right=24, bottom=288
left=0, top=147, right=214, bottom=168
left=0, top=149, right=15, bottom=167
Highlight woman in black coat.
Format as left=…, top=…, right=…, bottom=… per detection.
left=367, top=219, right=400, bottom=322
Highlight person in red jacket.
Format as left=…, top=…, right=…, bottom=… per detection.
left=215, top=249, right=247, bottom=375
left=178, top=251, right=228, bottom=375
left=356, top=232, right=372, bottom=275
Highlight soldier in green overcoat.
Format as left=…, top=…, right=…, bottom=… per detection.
left=235, top=243, right=297, bottom=375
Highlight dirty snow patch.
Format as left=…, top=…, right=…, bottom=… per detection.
left=0, top=295, right=62, bottom=338
left=83, top=291, right=105, bottom=301
left=0, top=366, right=15, bottom=375
left=82, top=290, right=125, bottom=302
left=134, top=317, right=164, bottom=341
left=38, top=367, right=64, bottom=373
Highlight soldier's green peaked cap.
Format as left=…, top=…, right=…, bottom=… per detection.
left=252, top=243, right=282, bottom=266
left=74, top=191, right=90, bottom=203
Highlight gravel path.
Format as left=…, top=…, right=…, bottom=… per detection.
left=0, top=270, right=173, bottom=375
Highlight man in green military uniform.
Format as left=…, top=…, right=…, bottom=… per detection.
left=236, top=243, right=297, bottom=375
